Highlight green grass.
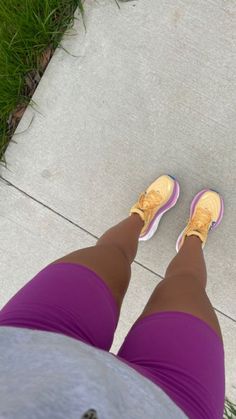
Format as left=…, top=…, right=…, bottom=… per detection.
left=224, top=398, right=236, bottom=418
left=0, top=0, right=83, bottom=164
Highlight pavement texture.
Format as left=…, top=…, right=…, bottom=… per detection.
left=0, top=0, right=236, bottom=401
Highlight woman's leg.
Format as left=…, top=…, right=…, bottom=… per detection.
left=118, top=236, right=224, bottom=418
left=51, top=174, right=178, bottom=311
left=140, top=235, right=222, bottom=338
left=0, top=214, right=143, bottom=349
left=52, top=214, right=143, bottom=310
left=0, top=174, right=177, bottom=350
left=118, top=190, right=225, bottom=418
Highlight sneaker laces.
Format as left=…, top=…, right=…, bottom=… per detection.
left=138, top=190, right=163, bottom=211
left=186, top=207, right=212, bottom=236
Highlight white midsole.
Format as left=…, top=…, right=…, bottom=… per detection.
left=175, top=228, right=185, bottom=252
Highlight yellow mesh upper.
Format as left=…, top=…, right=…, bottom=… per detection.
left=130, top=190, right=164, bottom=234
left=185, top=207, right=212, bottom=243
left=138, top=190, right=162, bottom=211
left=130, top=175, right=176, bottom=237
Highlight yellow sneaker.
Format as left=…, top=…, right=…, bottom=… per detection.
left=176, top=189, right=224, bottom=251
left=130, top=175, right=180, bottom=241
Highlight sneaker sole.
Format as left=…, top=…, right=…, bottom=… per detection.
left=176, top=189, right=224, bottom=252
left=139, top=178, right=180, bottom=242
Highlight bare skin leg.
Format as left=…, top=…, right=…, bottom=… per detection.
left=52, top=214, right=143, bottom=311
left=141, top=235, right=222, bottom=339
left=52, top=215, right=222, bottom=339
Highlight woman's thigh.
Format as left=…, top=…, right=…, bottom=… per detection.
left=117, top=276, right=224, bottom=418
left=0, top=262, right=119, bottom=351
left=118, top=309, right=225, bottom=419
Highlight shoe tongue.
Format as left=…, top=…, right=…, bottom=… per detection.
left=140, top=190, right=162, bottom=210
left=194, top=228, right=203, bottom=234
left=194, top=207, right=212, bottom=227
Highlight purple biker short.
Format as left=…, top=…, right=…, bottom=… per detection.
left=0, top=262, right=225, bottom=419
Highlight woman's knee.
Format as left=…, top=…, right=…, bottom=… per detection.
left=165, top=268, right=206, bottom=288
left=142, top=276, right=222, bottom=339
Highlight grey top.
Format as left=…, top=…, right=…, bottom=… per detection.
left=0, top=327, right=186, bottom=419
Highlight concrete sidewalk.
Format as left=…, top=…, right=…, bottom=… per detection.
left=0, top=0, right=236, bottom=401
